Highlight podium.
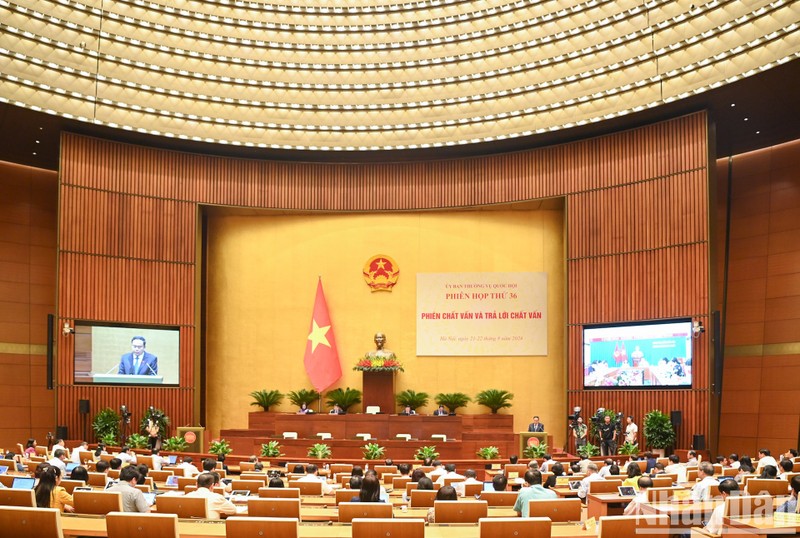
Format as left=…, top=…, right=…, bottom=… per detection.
left=519, top=431, right=547, bottom=454
left=177, top=427, right=204, bottom=453
left=361, top=371, right=396, bottom=414
left=91, top=374, right=163, bottom=384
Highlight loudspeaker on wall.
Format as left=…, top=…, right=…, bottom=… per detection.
left=79, top=399, right=90, bottom=415
left=693, top=434, right=706, bottom=450
left=670, top=410, right=682, bottom=426
left=55, top=425, right=68, bottom=440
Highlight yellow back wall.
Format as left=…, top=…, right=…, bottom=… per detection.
left=205, top=204, right=566, bottom=445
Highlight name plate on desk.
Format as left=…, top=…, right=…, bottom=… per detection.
left=773, top=513, right=800, bottom=525
left=91, top=373, right=164, bottom=384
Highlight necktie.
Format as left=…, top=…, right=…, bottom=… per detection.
left=134, top=357, right=141, bottom=373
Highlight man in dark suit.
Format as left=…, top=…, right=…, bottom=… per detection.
left=528, top=415, right=545, bottom=432
left=118, top=336, right=158, bottom=375
left=433, top=405, right=449, bottom=416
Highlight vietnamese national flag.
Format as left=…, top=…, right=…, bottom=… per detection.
left=303, top=279, right=342, bottom=392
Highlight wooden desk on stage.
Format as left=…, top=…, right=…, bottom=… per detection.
left=260, top=414, right=464, bottom=440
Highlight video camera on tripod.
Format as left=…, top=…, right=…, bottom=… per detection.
left=567, top=406, right=582, bottom=430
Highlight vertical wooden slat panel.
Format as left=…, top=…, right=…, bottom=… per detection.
left=58, top=112, right=711, bottom=449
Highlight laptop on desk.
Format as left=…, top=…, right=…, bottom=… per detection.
left=12, top=477, right=35, bottom=489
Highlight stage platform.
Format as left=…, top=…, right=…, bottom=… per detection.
left=220, top=412, right=531, bottom=460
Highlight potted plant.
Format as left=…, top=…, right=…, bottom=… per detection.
left=125, top=433, right=149, bottom=450
left=395, top=390, right=429, bottom=412
left=618, top=441, right=640, bottom=456
left=325, top=387, right=362, bottom=413
left=643, top=410, right=676, bottom=456
left=477, top=446, right=500, bottom=460
left=209, top=439, right=233, bottom=457
left=162, top=436, right=189, bottom=452
left=261, top=440, right=284, bottom=458
left=308, top=443, right=332, bottom=459
left=577, top=442, right=600, bottom=458
left=414, top=445, right=439, bottom=460
left=523, top=443, right=549, bottom=459
left=92, top=407, right=121, bottom=444
left=362, top=443, right=386, bottom=460
left=475, top=389, right=514, bottom=414
left=435, top=392, right=471, bottom=414
left=249, top=389, right=284, bottom=411
left=287, top=388, right=321, bottom=409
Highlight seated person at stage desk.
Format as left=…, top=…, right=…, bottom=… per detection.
left=329, top=403, right=346, bottom=415
left=433, top=405, right=449, bottom=416
left=399, top=405, right=416, bottom=416
left=297, top=402, right=314, bottom=414
left=118, top=336, right=158, bottom=375
left=528, top=415, right=545, bottom=432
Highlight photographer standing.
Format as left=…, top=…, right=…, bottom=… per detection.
left=572, top=416, right=588, bottom=451
left=146, top=408, right=161, bottom=450
left=599, top=415, right=617, bottom=456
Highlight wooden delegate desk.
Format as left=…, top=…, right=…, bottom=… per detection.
left=60, top=516, right=595, bottom=538
left=724, top=515, right=800, bottom=535
left=587, top=493, right=631, bottom=519
left=641, top=500, right=721, bottom=529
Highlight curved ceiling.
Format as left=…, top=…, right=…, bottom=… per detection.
left=1, top=0, right=798, bottom=153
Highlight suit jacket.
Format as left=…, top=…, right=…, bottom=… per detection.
left=528, top=423, right=545, bottom=432
left=118, top=351, right=159, bottom=375
left=433, top=409, right=449, bottom=416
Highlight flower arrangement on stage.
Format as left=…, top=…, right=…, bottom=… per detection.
left=353, top=353, right=404, bottom=372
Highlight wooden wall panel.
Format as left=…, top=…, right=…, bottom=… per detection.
left=717, top=139, right=800, bottom=457
left=58, top=111, right=712, bottom=451
left=0, top=162, right=57, bottom=449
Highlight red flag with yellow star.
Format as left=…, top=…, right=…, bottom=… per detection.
left=303, top=279, right=342, bottom=392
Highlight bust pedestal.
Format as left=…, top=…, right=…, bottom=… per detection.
left=362, top=370, right=396, bottom=414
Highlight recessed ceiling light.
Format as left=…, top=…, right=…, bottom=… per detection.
left=730, top=103, right=736, bottom=107
left=756, top=131, right=761, bottom=134
left=32, top=152, right=37, bottom=155
left=744, top=118, right=748, bottom=121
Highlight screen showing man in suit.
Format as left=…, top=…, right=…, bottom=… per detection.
left=72, top=323, right=179, bottom=385
left=119, top=336, right=158, bottom=375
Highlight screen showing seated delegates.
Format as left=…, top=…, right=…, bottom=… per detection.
left=73, top=322, right=180, bottom=386
left=583, top=319, right=692, bottom=388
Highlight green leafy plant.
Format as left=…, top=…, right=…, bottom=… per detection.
left=92, top=407, right=121, bottom=444
left=325, top=387, right=362, bottom=412
left=261, top=440, right=284, bottom=458
left=125, top=433, right=149, bottom=449
left=100, top=432, right=119, bottom=447
left=307, top=443, right=332, bottom=459
left=287, top=388, right=321, bottom=408
left=476, top=446, right=500, bottom=460
left=208, top=439, right=233, bottom=456
left=414, top=445, right=439, bottom=460
left=643, top=410, right=676, bottom=449
left=475, top=389, right=514, bottom=414
left=139, top=408, right=170, bottom=438
left=162, top=436, right=189, bottom=452
left=577, top=442, right=600, bottom=458
left=523, top=443, right=548, bottom=459
left=249, top=389, right=284, bottom=411
left=618, top=441, right=640, bottom=456
left=362, top=443, right=386, bottom=460
left=395, top=389, right=429, bottom=411
left=435, top=392, right=471, bottom=414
